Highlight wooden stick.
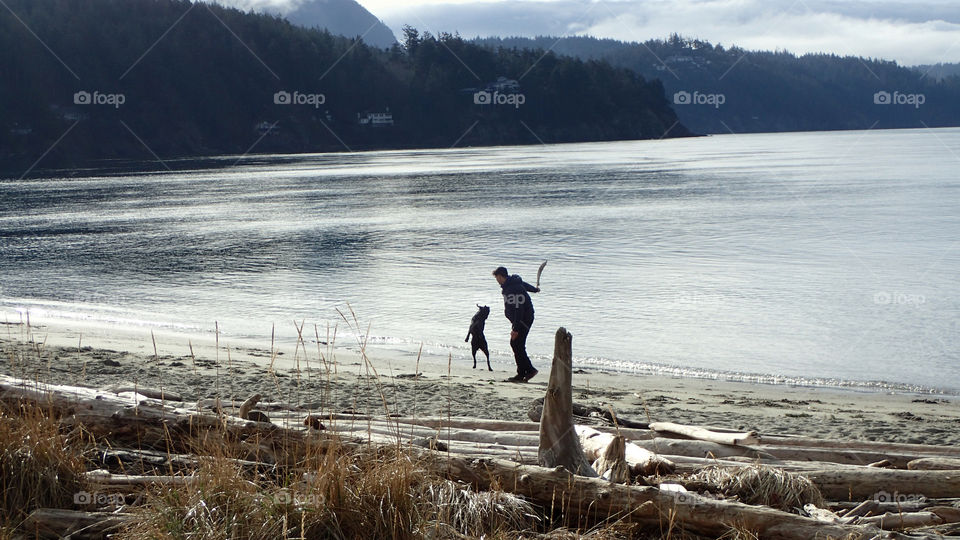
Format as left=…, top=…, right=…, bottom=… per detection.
left=535, top=260, right=547, bottom=288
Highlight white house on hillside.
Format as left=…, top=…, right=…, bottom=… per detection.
left=357, top=109, right=394, bottom=126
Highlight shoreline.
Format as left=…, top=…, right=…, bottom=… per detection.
left=4, top=309, right=956, bottom=400
left=3, top=318, right=960, bottom=446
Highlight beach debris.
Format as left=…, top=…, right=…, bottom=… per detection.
left=303, top=414, right=326, bottom=430
left=538, top=327, right=597, bottom=477
left=800, top=466, right=960, bottom=500
left=411, top=437, right=449, bottom=452
left=427, top=452, right=883, bottom=540
left=633, top=437, right=774, bottom=460
left=930, top=506, right=960, bottom=523
left=907, top=457, right=960, bottom=470
left=238, top=393, right=262, bottom=419
left=839, top=499, right=881, bottom=522
left=108, top=384, right=183, bottom=402
left=686, top=464, right=824, bottom=512
left=803, top=503, right=843, bottom=523
left=22, top=509, right=134, bottom=538
left=590, top=433, right=631, bottom=483
left=649, top=421, right=760, bottom=446
left=417, top=479, right=539, bottom=536
left=578, top=425, right=675, bottom=476
left=859, top=511, right=944, bottom=530
left=3, top=367, right=960, bottom=539
left=527, top=397, right=649, bottom=429
left=246, top=410, right=271, bottom=423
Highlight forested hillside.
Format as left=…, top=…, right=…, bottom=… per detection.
left=475, top=35, right=960, bottom=134
left=0, top=0, right=689, bottom=174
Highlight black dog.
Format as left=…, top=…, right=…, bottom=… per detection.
left=465, top=304, right=491, bottom=371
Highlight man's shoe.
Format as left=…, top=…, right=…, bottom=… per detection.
left=505, top=374, right=523, bottom=383
left=522, top=369, right=539, bottom=382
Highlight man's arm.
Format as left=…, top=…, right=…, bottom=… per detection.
left=522, top=281, right=540, bottom=293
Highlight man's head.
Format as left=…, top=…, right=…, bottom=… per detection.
left=492, top=266, right=508, bottom=285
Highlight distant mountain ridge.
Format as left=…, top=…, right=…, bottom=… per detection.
left=474, top=35, right=960, bottom=134
left=281, top=0, right=397, bottom=49
left=213, top=0, right=397, bottom=49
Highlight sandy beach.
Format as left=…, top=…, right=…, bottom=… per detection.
left=4, top=317, right=959, bottom=447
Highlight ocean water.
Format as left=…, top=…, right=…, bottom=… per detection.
left=1, top=128, right=958, bottom=393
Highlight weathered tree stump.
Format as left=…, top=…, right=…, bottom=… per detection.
left=537, top=327, right=596, bottom=477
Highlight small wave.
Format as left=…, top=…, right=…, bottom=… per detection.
left=571, top=355, right=958, bottom=397
left=5, top=302, right=954, bottom=398
left=351, top=336, right=959, bottom=396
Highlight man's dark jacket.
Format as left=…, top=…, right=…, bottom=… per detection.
left=500, top=274, right=537, bottom=331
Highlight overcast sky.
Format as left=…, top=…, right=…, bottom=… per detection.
left=222, top=0, right=959, bottom=66
left=357, top=0, right=960, bottom=66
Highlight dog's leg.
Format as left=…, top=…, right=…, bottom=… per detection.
left=482, top=344, right=491, bottom=371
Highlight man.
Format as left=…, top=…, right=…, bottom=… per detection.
left=493, top=266, right=539, bottom=382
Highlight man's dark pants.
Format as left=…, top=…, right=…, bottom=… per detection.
left=510, top=316, right=535, bottom=377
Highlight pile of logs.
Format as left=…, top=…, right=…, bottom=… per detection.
left=2, top=327, right=960, bottom=539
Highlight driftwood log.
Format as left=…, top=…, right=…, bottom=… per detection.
left=803, top=468, right=960, bottom=500
left=577, top=426, right=675, bottom=476
left=22, top=509, right=134, bottom=539
left=636, top=437, right=774, bottom=460
left=649, top=421, right=760, bottom=446
left=4, top=371, right=960, bottom=540
left=429, top=455, right=891, bottom=540
left=907, top=457, right=960, bottom=470
left=107, top=383, right=183, bottom=402
left=537, top=328, right=596, bottom=477
left=859, top=512, right=944, bottom=530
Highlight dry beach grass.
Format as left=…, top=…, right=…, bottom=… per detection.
left=2, top=317, right=960, bottom=539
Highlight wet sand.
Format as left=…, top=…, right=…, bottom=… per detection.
left=2, top=319, right=959, bottom=445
